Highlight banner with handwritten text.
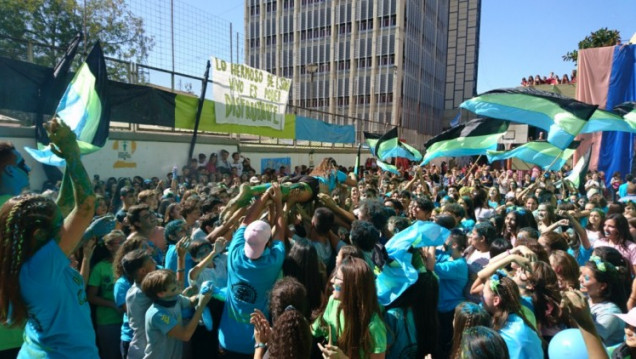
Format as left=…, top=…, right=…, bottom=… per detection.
left=211, top=57, right=291, bottom=131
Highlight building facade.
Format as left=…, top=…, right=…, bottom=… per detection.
left=444, top=0, right=481, bottom=126
left=245, top=0, right=480, bottom=142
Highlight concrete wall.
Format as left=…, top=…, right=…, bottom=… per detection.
left=3, top=126, right=370, bottom=191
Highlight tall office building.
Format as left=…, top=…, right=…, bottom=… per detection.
left=245, top=0, right=480, bottom=142
left=444, top=0, right=481, bottom=125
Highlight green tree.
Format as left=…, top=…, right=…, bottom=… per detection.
left=562, top=27, right=621, bottom=65
left=0, top=0, right=154, bottom=82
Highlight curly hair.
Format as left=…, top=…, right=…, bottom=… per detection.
left=0, top=194, right=59, bottom=326
left=269, top=277, right=309, bottom=322
left=267, top=308, right=312, bottom=359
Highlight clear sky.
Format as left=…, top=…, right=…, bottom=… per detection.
left=181, top=0, right=635, bottom=94
left=477, top=0, right=635, bottom=93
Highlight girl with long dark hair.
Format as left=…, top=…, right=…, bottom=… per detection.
left=312, top=257, right=386, bottom=359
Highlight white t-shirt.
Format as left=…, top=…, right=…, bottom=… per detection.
left=188, top=253, right=228, bottom=291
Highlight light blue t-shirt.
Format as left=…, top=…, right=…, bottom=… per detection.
left=218, top=225, right=285, bottom=354
left=315, top=170, right=348, bottom=192
left=434, top=253, right=468, bottom=313
left=114, top=276, right=133, bottom=343
left=619, top=182, right=629, bottom=198
left=384, top=307, right=418, bottom=359
left=498, top=313, right=543, bottom=359
left=164, top=244, right=195, bottom=287
left=18, top=240, right=98, bottom=358
left=143, top=296, right=192, bottom=359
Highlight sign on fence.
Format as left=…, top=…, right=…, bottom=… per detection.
left=211, top=57, right=291, bottom=131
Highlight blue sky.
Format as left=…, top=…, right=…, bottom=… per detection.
left=182, top=0, right=635, bottom=94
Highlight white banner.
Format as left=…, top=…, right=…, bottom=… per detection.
left=211, top=57, right=291, bottom=131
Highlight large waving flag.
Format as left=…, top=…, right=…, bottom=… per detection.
left=421, top=118, right=509, bottom=165
left=364, top=127, right=422, bottom=162
left=579, top=108, right=636, bottom=134
left=460, top=88, right=598, bottom=149
left=376, top=220, right=451, bottom=306
left=25, top=42, right=110, bottom=166
left=558, top=146, right=592, bottom=193
left=364, top=127, right=422, bottom=174
left=487, top=141, right=579, bottom=171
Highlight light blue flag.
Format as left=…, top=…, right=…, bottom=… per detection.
left=376, top=220, right=450, bottom=306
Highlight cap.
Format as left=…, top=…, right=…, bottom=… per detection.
left=615, top=308, right=636, bottom=327
left=162, top=188, right=175, bottom=199
left=244, top=220, right=271, bottom=259
left=250, top=176, right=261, bottom=184
left=587, top=188, right=600, bottom=200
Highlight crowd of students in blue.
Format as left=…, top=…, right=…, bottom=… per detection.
left=4, top=119, right=636, bottom=359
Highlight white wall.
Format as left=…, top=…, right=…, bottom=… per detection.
left=9, top=135, right=368, bottom=191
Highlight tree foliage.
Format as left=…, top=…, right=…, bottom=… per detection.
left=562, top=27, right=621, bottom=65
left=0, top=0, right=154, bottom=82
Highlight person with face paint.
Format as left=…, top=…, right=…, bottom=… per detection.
left=0, top=119, right=97, bottom=358
left=593, top=214, right=636, bottom=275
left=140, top=269, right=212, bottom=359
left=313, top=257, right=386, bottom=359
left=579, top=255, right=627, bottom=346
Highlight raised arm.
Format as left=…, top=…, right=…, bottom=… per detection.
left=47, top=118, right=96, bottom=256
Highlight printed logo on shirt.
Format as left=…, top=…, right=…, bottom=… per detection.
left=231, top=282, right=257, bottom=304
left=160, top=314, right=171, bottom=325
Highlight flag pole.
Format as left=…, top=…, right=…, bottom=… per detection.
left=542, top=148, right=565, bottom=175
left=187, top=60, right=211, bottom=164
left=354, top=143, right=362, bottom=179
left=458, top=155, right=482, bottom=186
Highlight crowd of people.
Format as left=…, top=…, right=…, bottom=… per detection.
left=3, top=118, right=636, bottom=359
left=520, top=70, right=577, bottom=87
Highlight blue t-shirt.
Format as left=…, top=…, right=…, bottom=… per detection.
left=18, top=240, right=98, bottom=358
left=315, top=170, right=348, bottom=193
left=619, top=182, right=629, bottom=198
left=384, top=307, right=418, bottom=359
left=164, top=244, right=195, bottom=287
left=434, top=253, right=468, bottom=313
left=218, top=225, right=285, bottom=354
left=498, top=313, right=543, bottom=359
left=568, top=246, right=594, bottom=266
left=114, top=276, right=133, bottom=343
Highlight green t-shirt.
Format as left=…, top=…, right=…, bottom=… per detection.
left=312, top=295, right=387, bottom=357
left=88, top=260, right=123, bottom=325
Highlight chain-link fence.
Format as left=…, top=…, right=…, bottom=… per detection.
left=0, top=0, right=408, bottom=147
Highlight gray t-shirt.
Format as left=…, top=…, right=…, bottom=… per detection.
left=126, top=283, right=153, bottom=359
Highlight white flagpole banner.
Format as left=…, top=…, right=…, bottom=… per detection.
left=211, top=57, right=291, bottom=131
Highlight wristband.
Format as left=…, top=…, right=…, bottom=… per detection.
left=254, top=342, right=267, bottom=349
left=177, top=269, right=185, bottom=273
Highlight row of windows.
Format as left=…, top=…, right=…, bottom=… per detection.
left=259, top=55, right=397, bottom=76
left=299, top=94, right=394, bottom=108
left=250, top=0, right=329, bottom=15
